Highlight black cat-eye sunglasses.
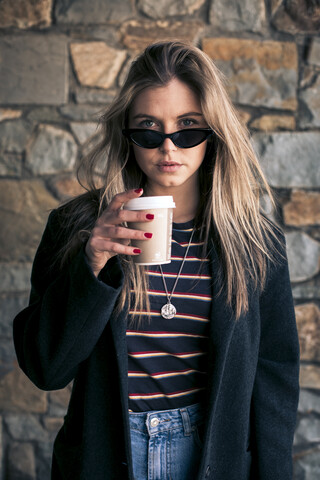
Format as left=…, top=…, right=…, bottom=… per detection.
left=122, top=128, right=214, bottom=149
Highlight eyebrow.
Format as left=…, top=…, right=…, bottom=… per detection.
left=131, top=112, right=204, bottom=120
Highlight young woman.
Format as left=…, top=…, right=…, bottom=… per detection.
left=13, top=41, right=299, bottom=480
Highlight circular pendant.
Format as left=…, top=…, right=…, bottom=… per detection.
left=161, top=303, right=176, bottom=319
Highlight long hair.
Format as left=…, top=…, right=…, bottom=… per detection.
left=59, top=41, right=280, bottom=320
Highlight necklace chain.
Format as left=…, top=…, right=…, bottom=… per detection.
left=159, top=227, right=195, bottom=319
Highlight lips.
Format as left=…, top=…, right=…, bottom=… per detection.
left=157, top=162, right=181, bottom=167
left=157, top=162, right=182, bottom=172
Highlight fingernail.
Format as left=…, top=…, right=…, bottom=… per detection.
left=133, top=248, right=141, bottom=254
left=134, top=188, right=143, bottom=194
left=144, top=232, right=153, bottom=239
left=146, top=214, right=154, bottom=220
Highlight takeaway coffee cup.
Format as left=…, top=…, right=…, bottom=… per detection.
left=124, top=196, right=176, bottom=265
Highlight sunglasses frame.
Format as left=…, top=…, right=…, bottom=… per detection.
left=122, top=128, right=214, bottom=149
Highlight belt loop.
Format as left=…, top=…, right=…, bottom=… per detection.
left=180, top=408, right=192, bottom=436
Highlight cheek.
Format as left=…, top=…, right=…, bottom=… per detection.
left=191, top=144, right=207, bottom=168
left=132, top=146, right=155, bottom=175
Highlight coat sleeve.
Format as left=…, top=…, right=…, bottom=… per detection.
left=13, top=210, right=124, bottom=391
left=252, top=233, right=300, bottom=479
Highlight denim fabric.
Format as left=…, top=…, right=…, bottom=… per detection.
left=129, top=403, right=204, bottom=480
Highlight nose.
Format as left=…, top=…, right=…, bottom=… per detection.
left=159, top=137, right=177, bottom=152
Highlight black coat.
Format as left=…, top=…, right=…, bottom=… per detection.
left=13, top=209, right=300, bottom=480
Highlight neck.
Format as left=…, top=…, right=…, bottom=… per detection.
left=145, top=182, right=200, bottom=223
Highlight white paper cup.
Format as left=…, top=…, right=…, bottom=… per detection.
left=124, top=196, right=176, bottom=265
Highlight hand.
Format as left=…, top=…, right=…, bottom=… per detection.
left=85, top=189, right=153, bottom=276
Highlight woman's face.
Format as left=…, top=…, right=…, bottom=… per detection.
left=128, top=78, right=209, bottom=193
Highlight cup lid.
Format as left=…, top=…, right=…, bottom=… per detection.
left=124, top=195, right=176, bottom=210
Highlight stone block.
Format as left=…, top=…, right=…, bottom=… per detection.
left=271, top=0, right=320, bottom=34
left=121, top=20, right=203, bottom=51
left=0, top=338, right=16, bottom=375
left=75, top=87, right=116, bottom=105
left=71, top=123, right=100, bottom=145
left=8, top=442, right=36, bottom=480
left=250, top=115, right=295, bottom=131
left=254, top=132, right=320, bottom=188
left=203, top=38, right=298, bottom=110
left=27, top=107, right=62, bottom=123
left=298, top=390, right=320, bottom=414
left=48, top=384, right=72, bottom=416
left=209, top=0, right=266, bottom=33
left=34, top=441, right=54, bottom=480
left=0, top=264, right=32, bottom=293
left=0, top=120, right=33, bottom=153
left=48, top=175, right=86, bottom=201
left=284, top=190, right=320, bottom=226
left=294, top=416, right=320, bottom=445
left=4, top=414, right=48, bottom=442
left=43, top=417, right=64, bottom=434
left=236, top=110, right=251, bottom=126
left=0, top=34, right=68, bottom=105
left=55, top=0, right=133, bottom=23
left=286, top=232, right=320, bottom=282
left=26, top=124, right=78, bottom=175
left=70, top=43, right=126, bottom=90
left=0, top=294, right=29, bottom=336
left=300, top=74, right=320, bottom=128
left=294, top=447, right=320, bottom=480
left=137, top=0, right=206, bottom=19
left=0, top=363, right=47, bottom=413
left=118, top=57, right=134, bottom=87
left=260, top=193, right=277, bottom=223
left=292, top=281, right=320, bottom=300
left=300, top=365, right=320, bottom=390
left=309, top=38, right=320, bottom=67
left=59, top=105, right=103, bottom=121
left=300, top=66, right=318, bottom=90
left=0, top=179, right=58, bottom=262
left=295, top=303, right=320, bottom=362
left=0, top=109, right=22, bottom=122
left=0, top=0, right=52, bottom=29
left=0, top=153, right=23, bottom=177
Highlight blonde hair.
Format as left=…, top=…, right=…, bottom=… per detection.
left=62, top=41, right=280, bottom=320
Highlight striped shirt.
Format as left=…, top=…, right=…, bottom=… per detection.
left=127, top=220, right=212, bottom=412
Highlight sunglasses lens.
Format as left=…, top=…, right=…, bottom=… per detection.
left=173, top=130, right=209, bottom=148
left=124, top=129, right=213, bottom=148
left=130, top=130, right=162, bottom=148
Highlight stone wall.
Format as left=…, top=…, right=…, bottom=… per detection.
left=0, top=0, right=319, bottom=478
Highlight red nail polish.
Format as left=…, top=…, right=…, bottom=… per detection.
left=134, top=188, right=143, bottom=194
left=144, top=232, right=153, bottom=239
left=133, top=248, right=141, bottom=254
left=146, top=214, right=154, bottom=220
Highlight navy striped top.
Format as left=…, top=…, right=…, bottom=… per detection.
left=127, top=220, right=212, bottom=412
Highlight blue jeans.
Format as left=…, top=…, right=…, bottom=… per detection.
left=129, top=403, right=204, bottom=480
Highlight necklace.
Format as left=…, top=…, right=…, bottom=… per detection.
left=159, top=227, right=195, bottom=319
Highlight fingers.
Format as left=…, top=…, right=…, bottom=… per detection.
left=107, top=188, right=143, bottom=212
left=92, top=224, right=153, bottom=242
left=85, top=188, right=153, bottom=276
left=100, top=208, right=154, bottom=226
left=88, top=237, right=142, bottom=257
left=99, top=188, right=154, bottom=226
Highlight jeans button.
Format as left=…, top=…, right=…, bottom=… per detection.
left=150, top=417, right=160, bottom=427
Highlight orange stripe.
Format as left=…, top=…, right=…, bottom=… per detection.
left=128, top=369, right=204, bottom=379
left=128, top=310, right=210, bottom=322
left=147, top=271, right=211, bottom=280
left=128, top=351, right=205, bottom=359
